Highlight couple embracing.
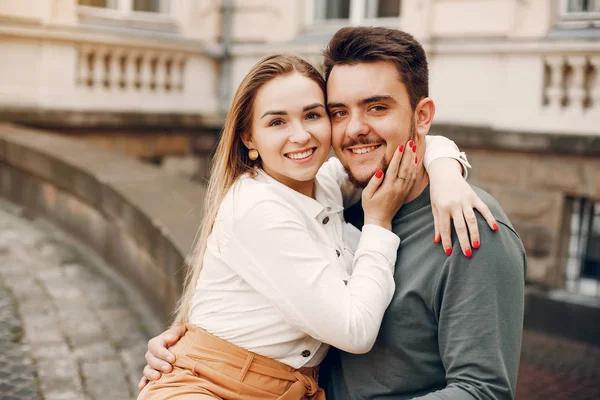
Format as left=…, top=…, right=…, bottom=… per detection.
left=138, top=26, right=526, bottom=400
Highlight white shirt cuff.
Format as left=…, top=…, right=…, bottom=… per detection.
left=357, top=224, right=401, bottom=268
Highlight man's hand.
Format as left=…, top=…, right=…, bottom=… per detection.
left=138, top=324, right=187, bottom=390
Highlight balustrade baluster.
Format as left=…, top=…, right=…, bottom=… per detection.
left=544, top=56, right=564, bottom=110
left=77, top=45, right=92, bottom=87
left=93, top=47, right=106, bottom=90
left=589, top=56, right=599, bottom=111
left=566, top=56, right=587, bottom=111
left=139, top=52, right=153, bottom=92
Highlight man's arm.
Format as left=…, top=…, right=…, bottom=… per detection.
left=138, top=324, right=186, bottom=390
left=416, top=219, right=526, bottom=400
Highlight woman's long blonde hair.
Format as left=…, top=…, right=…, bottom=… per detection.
left=173, top=54, right=326, bottom=323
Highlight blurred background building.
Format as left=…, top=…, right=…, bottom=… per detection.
left=2, top=0, right=599, bottom=296
left=0, top=1, right=599, bottom=398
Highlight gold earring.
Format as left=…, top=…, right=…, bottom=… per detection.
left=248, top=149, right=259, bottom=161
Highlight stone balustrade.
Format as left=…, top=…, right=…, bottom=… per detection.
left=77, top=45, right=187, bottom=93
left=0, top=19, right=220, bottom=119
left=544, top=54, right=599, bottom=112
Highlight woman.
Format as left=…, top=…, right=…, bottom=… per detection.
left=138, top=54, right=492, bottom=399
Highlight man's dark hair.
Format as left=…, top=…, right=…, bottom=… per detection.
left=323, top=27, right=429, bottom=110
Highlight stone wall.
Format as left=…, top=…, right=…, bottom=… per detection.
left=438, top=125, right=600, bottom=288
left=0, top=123, right=206, bottom=325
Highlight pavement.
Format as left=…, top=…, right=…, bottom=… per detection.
left=0, top=197, right=599, bottom=400
left=0, top=198, right=156, bottom=400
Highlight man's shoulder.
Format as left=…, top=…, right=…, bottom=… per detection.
left=470, top=184, right=517, bottom=236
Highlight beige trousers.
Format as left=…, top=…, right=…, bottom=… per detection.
left=138, top=324, right=325, bottom=400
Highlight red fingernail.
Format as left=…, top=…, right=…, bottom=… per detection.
left=415, top=156, right=418, bottom=164
left=445, top=247, right=452, bottom=256
left=399, top=145, right=404, bottom=152
left=412, top=145, right=417, bottom=152
left=465, top=248, right=472, bottom=258
left=408, top=140, right=414, bottom=148
left=473, top=240, right=480, bottom=249
left=432, top=235, right=437, bottom=243
left=375, top=170, right=383, bottom=179
left=492, top=223, right=498, bottom=231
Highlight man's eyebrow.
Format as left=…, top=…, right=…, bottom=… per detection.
left=326, top=102, right=346, bottom=109
left=359, top=95, right=397, bottom=106
left=327, top=96, right=397, bottom=109
left=260, top=110, right=287, bottom=119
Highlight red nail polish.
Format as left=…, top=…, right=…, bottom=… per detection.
left=445, top=247, right=452, bottom=256
left=399, top=145, right=404, bottom=152
left=415, top=156, right=418, bottom=164
left=465, top=249, right=472, bottom=258
left=492, top=223, right=498, bottom=231
left=432, top=235, right=437, bottom=243
left=375, top=170, right=383, bottom=179
left=473, top=240, right=480, bottom=249
left=412, top=145, right=417, bottom=152
left=408, top=140, right=414, bottom=148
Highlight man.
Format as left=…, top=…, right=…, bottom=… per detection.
left=141, top=27, right=526, bottom=399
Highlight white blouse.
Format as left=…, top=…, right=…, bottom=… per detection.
left=188, top=136, right=469, bottom=368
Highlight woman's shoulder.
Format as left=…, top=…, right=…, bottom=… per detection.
left=220, top=173, right=298, bottom=221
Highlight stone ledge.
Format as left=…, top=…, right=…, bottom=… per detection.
left=432, top=124, right=600, bottom=157
left=0, top=108, right=225, bottom=130
left=524, top=288, right=600, bottom=347
left=0, top=123, right=206, bottom=324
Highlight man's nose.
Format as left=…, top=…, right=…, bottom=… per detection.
left=345, top=113, right=367, bottom=139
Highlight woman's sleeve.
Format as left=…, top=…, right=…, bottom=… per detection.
left=424, top=135, right=471, bottom=179
left=219, top=199, right=399, bottom=354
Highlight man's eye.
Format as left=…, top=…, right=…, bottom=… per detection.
left=332, top=110, right=347, bottom=117
left=371, top=105, right=386, bottom=112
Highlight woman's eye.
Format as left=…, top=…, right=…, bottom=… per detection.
left=306, top=112, right=321, bottom=120
left=269, top=119, right=284, bottom=127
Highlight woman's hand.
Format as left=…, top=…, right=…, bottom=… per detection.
left=428, top=158, right=498, bottom=258
left=362, top=141, right=417, bottom=230
left=138, top=324, right=187, bottom=390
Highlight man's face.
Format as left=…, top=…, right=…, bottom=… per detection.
left=327, top=61, right=416, bottom=188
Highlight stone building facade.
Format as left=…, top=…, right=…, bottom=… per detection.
left=1, top=0, right=599, bottom=296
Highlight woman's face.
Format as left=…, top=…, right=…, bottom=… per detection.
left=245, top=72, right=331, bottom=196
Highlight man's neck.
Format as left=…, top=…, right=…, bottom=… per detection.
left=405, top=169, right=429, bottom=203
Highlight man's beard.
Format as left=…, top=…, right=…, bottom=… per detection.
left=342, top=121, right=417, bottom=189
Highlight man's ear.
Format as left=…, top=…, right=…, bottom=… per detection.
left=414, top=97, right=435, bottom=137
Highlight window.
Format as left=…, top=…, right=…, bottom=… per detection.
left=565, top=197, right=600, bottom=296
left=317, top=0, right=350, bottom=20
left=77, top=0, right=175, bottom=31
left=78, top=0, right=168, bottom=13
left=312, top=0, right=401, bottom=27
left=567, top=0, right=600, bottom=13
left=78, top=0, right=109, bottom=6
left=365, top=0, right=401, bottom=19
left=133, top=0, right=168, bottom=13
left=558, top=0, right=600, bottom=24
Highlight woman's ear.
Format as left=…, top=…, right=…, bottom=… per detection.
left=240, top=131, right=254, bottom=150
left=414, top=97, right=436, bottom=137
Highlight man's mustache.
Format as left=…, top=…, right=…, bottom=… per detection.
left=341, top=137, right=384, bottom=151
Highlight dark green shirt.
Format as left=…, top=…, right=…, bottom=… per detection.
left=323, top=185, right=526, bottom=399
